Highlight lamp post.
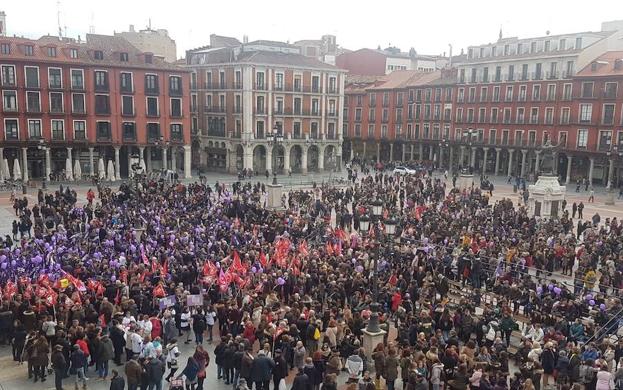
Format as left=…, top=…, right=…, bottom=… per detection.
left=439, top=138, right=449, bottom=170
left=267, top=124, right=284, bottom=185
left=605, top=144, right=620, bottom=205
left=37, top=139, right=47, bottom=190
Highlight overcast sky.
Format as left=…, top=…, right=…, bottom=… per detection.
left=3, top=0, right=621, bottom=59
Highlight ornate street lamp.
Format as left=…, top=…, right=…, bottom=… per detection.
left=267, top=124, right=284, bottom=185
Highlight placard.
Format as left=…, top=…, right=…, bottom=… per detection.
left=159, top=295, right=177, bottom=310
left=186, top=294, right=204, bottom=307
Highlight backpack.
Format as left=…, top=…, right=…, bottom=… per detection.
left=313, top=327, right=321, bottom=341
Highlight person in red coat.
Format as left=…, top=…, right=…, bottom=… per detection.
left=150, top=315, right=162, bottom=341
left=391, top=291, right=402, bottom=312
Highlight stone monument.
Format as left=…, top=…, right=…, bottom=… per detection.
left=528, top=140, right=566, bottom=218
left=458, top=168, right=474, bottom=189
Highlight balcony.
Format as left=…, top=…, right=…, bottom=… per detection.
left=207, top=129, right=227, bottom=137
left=274, top=84, right=284, bottom=91
left=369, top=100, right=376, bottom=107
left=123, top=133, right=137, bottom=142
left=256, top=83, right=266, bottom=91
left=50, top=107, right=64, bottom=114
left=74, top=131, right=86, bottom=141
left=519, top=73, right=529, bottom=81
left=546, top=71, right=559, bottom=80
left=326, top=110, right=337, bottom=117
left=532, top=71, right=543, bottom=81
left=96, top=134, right=112, bottom=142
left=234, top=82, right=242, bottom=89
left=381, top=116, right=389, bottom=123
left=598, top=143, right=612, bottom=152
left=604, top=90, right=617, bottom=99
left=311, top=85, right=320, bottom=93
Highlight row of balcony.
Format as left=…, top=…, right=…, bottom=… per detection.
left=199, top=129, right=339, bottom=141
left=349, top=114, right=452, bottom=123
left=460, top=70, right=574, bottom=84
left=4, top=132, right=185, bottom=143
left=196, top=82, right=339, bottom=94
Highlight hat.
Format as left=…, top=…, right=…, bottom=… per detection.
left=275, top=349, right=282, bottom=354
left=55, top=345, right=64, bottom=351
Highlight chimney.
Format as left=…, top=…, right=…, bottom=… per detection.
left=448, top=44, right=453, bottom=67
left=0, top=11, right=6, bottom=37
left=129, top=24, right=135, bottom=32
left=243, top=35, right=249, bottom=44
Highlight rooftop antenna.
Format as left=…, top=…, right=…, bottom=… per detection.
left=56, top=0, right=62, bottom=37
left=89, top=12, right=95, bottom=34
left=148, top=18, right=152, bottom=30
left=498, top=25, right=503, bottom=41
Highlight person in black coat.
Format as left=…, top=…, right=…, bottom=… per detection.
left=541, top=342, right=557, bottom=388
left=145, top=356, right=165, bottom=390
left=110, top=369, right=125, bottom=390
left=109, top=322, right=126, bottom=366
left=291, top=368, right=310, bottom=390
left=250, top=350, right=275, bottom=390
left=303, top=357, right=322, bottom=390
left=272, top=349, right=288, bottom=390
left=222, top=342, right=236, bottom=385
left=51, top=345, right=67, bottom=390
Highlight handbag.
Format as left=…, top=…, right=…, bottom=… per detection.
left=278, top=378, right=286, bottom=390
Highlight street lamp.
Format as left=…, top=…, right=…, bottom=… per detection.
left=267, top=124, right=284, bottom=185
left=359, top=215, right=371, bottom=233
left=37, top=139, right=48, bottom=189
left=439, top=138, right=450, bottom=169
left=371, top=200, right=383, bottom=217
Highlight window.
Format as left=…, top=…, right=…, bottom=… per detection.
left=311, top=99, right=319, bottom=115
left=256, top=72, right=265, bottom=90
left=25, top=66, right=39, bottom=88
left=120, top=72, right=133, bottom=93
left=147, top=123, right=161, bottom=141
left=95, top=95, right=110, bottom=115
left=72, top=93, right=85, bottom=114
left=171, top=98, right=182, bottom=117
left=1, top=65, right=16, bottom=86
left=293, top=75, right=301, bottom=91
left=122, top=122, right=135, bottom=141
left=381, top=125, right=388, bottom=138
left=49, top=92, right=64, bottom=113
left=256, top=96, right=265, bottom=114
left=519, top=85, right=527, bottom=101
left=120, top=52, right=128, bottom=62
left=235, top=70, right=242, bottom=88
left=94, top=71, right=108, bottom=91
left=26, top=91, right=40, bottom=112
left=171, top=124, right=183, bottom=141
left=48, top=68, right=62, bottom=88
left=581, top=82, right=594, bottom=98
left=122, top=96, right=134, bottom=116
left=579, top=104, right=592, bottom=123
left=4, top=119, right=18, bottom=140
left=503, top=108, right=511, bottom=124
left=532, top=84, right=541, bottom=101
left=490, top=108, right=498, bottom=123
left=28, top=119, right=41, bottom=138
left=293, top=122, right=302, bottom=139
left=310, top=122, right=319, bottom=139
left=293, top=97, right=302, bottom=114
left=367, top=108, right=375, bottom=121
left=24, top=45, right=34, bottom=56
left=545, top=107, right=554, bottom=124
left=146, top=97, right=159, bottom=116
left=145, top=74, right=159, bottom=94
left=74, top=121, right=87, bottom=140
left=516, top=107, right=525, bottom=124
left=492, top=86, right=500, bottom=102
left=96, top=121, right=111, bottom=140
left=530, top=108, right=539, bottom=124
left=2, top=90, right=17, bottom=111
left=69, top=48, right=78, bottom=58
left=51, top=120, right=64, bottom=140
left=562, top=83, right=572, bottom=100
left=329, top=77, right=337, bottom=93
left=603, top=104, right=615, bottom=125
left=575, top=37, right=582, bottom=50
left=94, top=50, right=104, bottom=60
left=546, top=84, right=556, bottom=100
left=70, top=69, right=84, bottom=89
left=560, top=107, right=570, bottom=124
left=312, top=76, right=320, bottom=93
left=577, top=129, right=588, bottom=148
left=275, top=73, right=284, bottom=90
left=521, top=64, right=529, bottom=80
left=367, top=124, right=375, bottom=138
left=169, top=76, right=182, bottom=96
left=468, top=88, right=476, bottom=102
left=599, top=130, right=612, bottom=150
left=145, top=54, right=153, bottom=64
left=480, top=87, right=488, bottom=102
left=47, top=47, right=57, bottom=57
left=604, top=82, right=618, bottom=99
left=505, top=86, right=513, bottom=101
left=1, top=43, right=10, bottom=54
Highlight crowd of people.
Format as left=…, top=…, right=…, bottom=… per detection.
left=0, top=164, right=622, bottom=390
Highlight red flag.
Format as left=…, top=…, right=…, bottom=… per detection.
left=203, top=261, right=218, bottom=277
left=151, top=259, right=159, bottom=274
left=142, top=251, right=149, bottom=265
left=153, top=284, right=166, bottom=298
left=234, top=274, right=249, bottom=289
left=254, top=282, right=264, bottom=293
left=87, top=279, right=100, bottom=293
left=229, top=250, right=247, bottom=274
left=326, top=242, right=334, bottom=255
left=96, top=284, right=105, bottom=297
left=388, top=274, right=398, bottom=286
left=218, top=270, right=230, bottom=292
left=162, top=259, right=168, bottom=276
left=114, top=288, right=121, bottom=305
left=298, top=240, right=309, bottom=257
left=37, top=274, right=51, bottom=288
left=259, top=252, right=268, bottom=268
left=45, top=289, right=58, bottom=306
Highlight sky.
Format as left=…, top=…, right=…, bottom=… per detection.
left=3, top=0, right=622, bottom=59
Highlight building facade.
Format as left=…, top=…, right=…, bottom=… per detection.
left=344, top=24, right=623, bottom=188
left=186, top=40, right=347, bottom=175
left=337, top=48, right=445, bottom=76
left=116, top=25, right=178, bottom=63
left=0, top=33, right=191, bottom=182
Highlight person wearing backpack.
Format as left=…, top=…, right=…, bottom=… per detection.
left=192, top=310, right=207, bottom=346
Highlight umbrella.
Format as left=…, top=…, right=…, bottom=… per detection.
left=73, top=159, right=82, bottom=180
left=98, top=157, right=106, bottom=179
left=2, top=159, right=9, bottom=179
left=107, top=160, right=116, bottom=181
left=13, top=158, right=21, bottom=180
left=65, top=157, right=74, bottom=181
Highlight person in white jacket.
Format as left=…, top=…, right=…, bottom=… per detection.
left=345, top=350, right=364, bottom=383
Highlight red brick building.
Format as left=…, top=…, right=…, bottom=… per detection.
left=0, top=33, right=191, bottom=182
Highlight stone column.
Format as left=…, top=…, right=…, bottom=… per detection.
left=459, top=146, right=465, bottom=167
left=482, top=148, right=489, bottom=174
left=362, top=142, right=367, bottom=160
left=607, top=158, right=615, bottom=188
left=301, top=147, right=308, bottom=174
left=318, top=146, right=325, bottom=171
left=283, top=146, right=291, bottom=173
left=520, top=149, right=528, bottom=178
left=66, top=147, right=74, bottom=181
left=438, top=147, right=443, bottom=168
left=418, top=144, right=423, bottom=161
left=350, top=145, right=354, bottom=161
left=171, top=148, right=177, bottom=172
left=402, top=145, right=406, bottom=162
left=146, top=148, right=152, bottom=172
left=376, top=142, right=380, bottom=163
left=389, top=143, right=394, bottom=162
left=183, top=145, right=192, bottom=178
left=507, top=149, right=515, bottom=177
left=410, top=144, right=414, bottom=161
left=429, top=145, right=434, bottom=161
left=162, top=147, right=168, bottom=170
left=494, top=148, right=501, bottom=175
left=21, top=147, right=29, bottom=182
left=88, top=147, right=95, bottom=177
left=534, top=151, right=541, bottom=175
left=589, top=157, right=595, bottom=185
left=114, top=146, right=120, bottom=180
left=46, top=147, right=52, bottom=179
left=0, top=148, right=4, bottom=181
left=567, top=155, right=574, bottom=184
left=266, top=146, right=273, bottom=173
left=470, top=147, right=476, bottom=168
left=139, top=146, right=145, bottom=170
left=448, top=147, right=454, bottom=174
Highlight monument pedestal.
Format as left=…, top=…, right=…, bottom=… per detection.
left=605, top=188, right=615, bottom=206
left=459, top=173, right=474, bottom=189
left=362, top=328, right=387, bottom=359
left=528, top=175, right=566, bottom=218
left=267, top=183, right=284, bottom=210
